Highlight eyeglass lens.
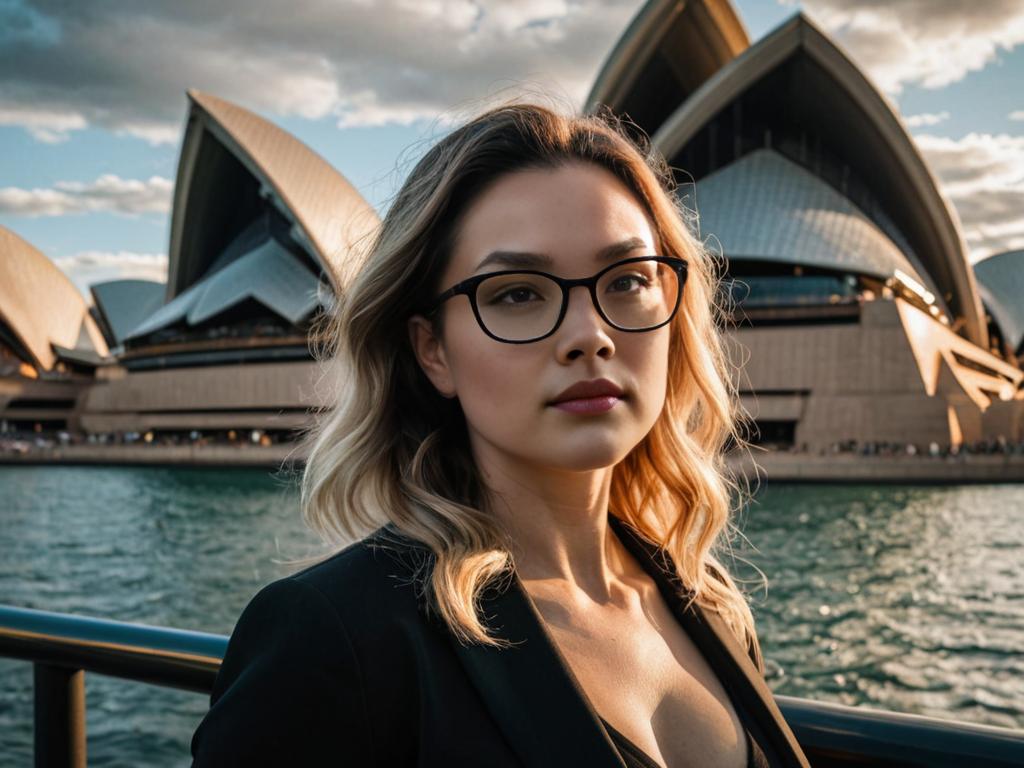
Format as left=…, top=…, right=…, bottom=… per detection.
left=475, top=259, right=680, bottom=342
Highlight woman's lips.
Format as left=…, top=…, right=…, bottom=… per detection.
left=551, top=395, right=622, bottom=414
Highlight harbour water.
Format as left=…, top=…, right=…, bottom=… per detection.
left=0, top=466, right=1021, bottom=766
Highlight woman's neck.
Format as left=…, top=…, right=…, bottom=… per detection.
left=476, top=446, right=628, bottom=602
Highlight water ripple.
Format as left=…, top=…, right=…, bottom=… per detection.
left=0, top=466, right=327, bottom=766
left=2, top=469, right=1023, bottom=763
left=733, top=482, right=1024, bottom=732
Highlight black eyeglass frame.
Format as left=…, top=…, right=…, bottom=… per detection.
left=424, top=255, right=689, bottom=344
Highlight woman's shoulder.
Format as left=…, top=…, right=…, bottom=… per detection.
left=289, top=521, right=431, bottom=581
left=192, top=526, right=427, bottom=765
left=268, top=523, right=435, bottom=630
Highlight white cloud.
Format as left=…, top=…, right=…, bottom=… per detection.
left=792, top=0, right=1024, bottom=95
left=0, top=175, right=173, bottom=217
left=0, top=106, right=87, bottom=143
left=904, top=111, right=949, bottom=128
left=113, top=122, right=181, bottom=146
left=0, top=1, right=1019, bottom=151
left=0, top=0, right=640, bottom=142
left=775, top=3, right=1024, bottom=262
left=915, top=132, right=1024, bottom=261
left=53, top=251, right=168, bottom=301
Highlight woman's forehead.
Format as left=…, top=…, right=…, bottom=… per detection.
left=450, top=163, right=657, bottom=275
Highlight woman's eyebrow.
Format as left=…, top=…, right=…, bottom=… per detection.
left=473, top=237, right=648, bottom=272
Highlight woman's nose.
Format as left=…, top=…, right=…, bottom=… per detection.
left=555, top=285, right=615, bottom=360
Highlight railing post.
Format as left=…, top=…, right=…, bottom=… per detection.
left=34, top=663, right=86, bottom=768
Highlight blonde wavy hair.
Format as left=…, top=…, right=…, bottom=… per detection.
left=297, top=102, right=762, bottom=670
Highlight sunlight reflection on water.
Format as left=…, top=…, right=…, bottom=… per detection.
left=732, top=483, right=1024, bottom=730
left=0, top=467, right=1021, bottom=765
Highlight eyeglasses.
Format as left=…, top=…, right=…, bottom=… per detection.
left=424, top=256, right=688, bottom=344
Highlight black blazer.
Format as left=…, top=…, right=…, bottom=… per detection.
left=190, top=513, right=810, bottom=767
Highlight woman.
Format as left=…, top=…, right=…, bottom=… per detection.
left=190, top=103, right=810, bottom=767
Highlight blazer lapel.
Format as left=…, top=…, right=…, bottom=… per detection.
left=446, top=568, right=626, bottom=768
left=607, top=514, right=810, bottom=768
left=438, top=512, right=809, bottom=768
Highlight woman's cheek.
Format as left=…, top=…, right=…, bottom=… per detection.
left=458, top=352, right=533, bottom=430
left=630, top=341, right=670, bottom=431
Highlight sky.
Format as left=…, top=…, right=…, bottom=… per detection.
left=1, top=0, right=1023, bottom=300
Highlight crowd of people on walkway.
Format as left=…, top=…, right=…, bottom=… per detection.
left=3, top=425, right=1022, bottom=461
left=784, top=437, right=1024, bottom=459
left=0, top=426, right=292, bottom=454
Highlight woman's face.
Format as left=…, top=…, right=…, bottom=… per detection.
left=408, top=161, right=671, bottom=474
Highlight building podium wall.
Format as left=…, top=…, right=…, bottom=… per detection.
left=77, top=361, right=326, bottom=435
left=727, top=298, right=1019, bottom=450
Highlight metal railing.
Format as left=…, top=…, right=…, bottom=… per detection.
left=0, top=604, right=225, bottom=767
left=1, top=603, right=1023, bottom=767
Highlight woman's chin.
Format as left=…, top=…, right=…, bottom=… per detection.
left=535, top=438, right=633, bottom=472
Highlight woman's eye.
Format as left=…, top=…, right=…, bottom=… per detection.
left=609, top=275, right=649, bottom=292
left=494, top=287, right=540, bottom=304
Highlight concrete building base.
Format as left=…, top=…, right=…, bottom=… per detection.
left=0, top=443, right=307, bottom=469
left=727, top=450, right=1024, bottom=483
left=3, top=443, right=1023, bottom=483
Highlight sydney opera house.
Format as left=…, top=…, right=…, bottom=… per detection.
left=586, top=1, right=1023, bottom=450
left=3, top=90, right=378, bottom=447
left=0, top=227, right=109, bottom=434
left=1, top=0, right=1022, bottom=458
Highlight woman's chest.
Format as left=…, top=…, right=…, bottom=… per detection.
left=541, top=601, right=749, bottom=768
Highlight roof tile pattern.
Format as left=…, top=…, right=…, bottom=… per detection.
left=691, top=149, right=925, bottom=282
left=974, top=250, right=1024, bottom=352
left=0, top=226, right=109, bottom=370
left=90, top=279, right=166, bottom=346
left=127, top=237, right=320, bottom=340
left=172, top=90, right=379, bottom=296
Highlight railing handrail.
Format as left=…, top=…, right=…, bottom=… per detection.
left=0, top=604, right=227, bottom=654
left=2, top=603, right=1024, bottom=767
left=0, top=603, right=225, bottom=693
left=775, top=694, right=1024, bottom=766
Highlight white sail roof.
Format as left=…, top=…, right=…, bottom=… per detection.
left=90, top=279, right=166, bottom=346
left=126, top=236, right=320, bottom=340
left=692, top=149, right=926, bottom=282
left=975, top=250, right=1024, bottom=352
